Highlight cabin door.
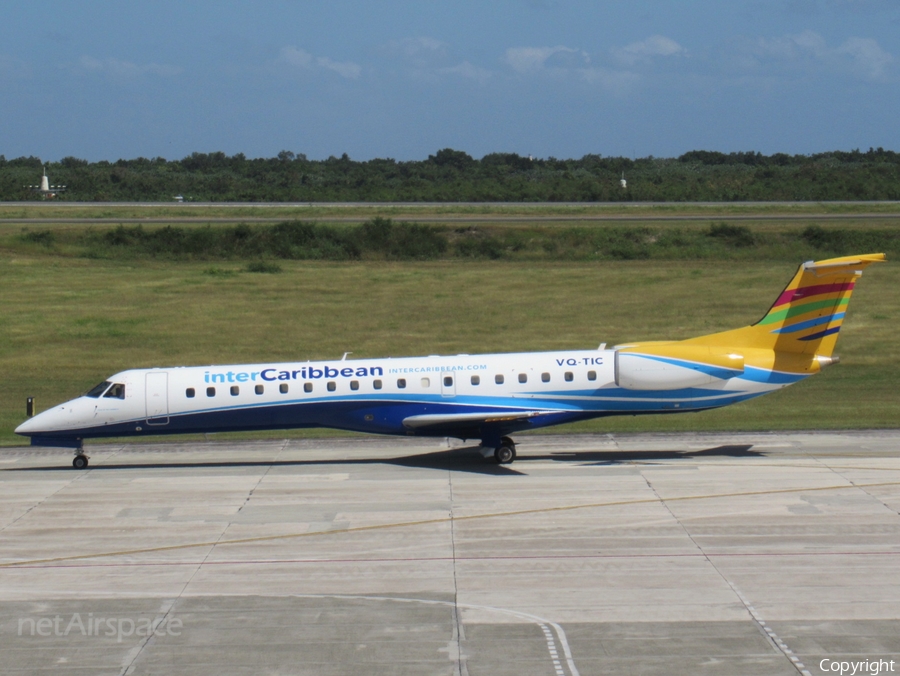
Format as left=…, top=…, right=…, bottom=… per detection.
left=441, top=371, right=456, bottom=398
left=145, top=372, right=170, bottom=425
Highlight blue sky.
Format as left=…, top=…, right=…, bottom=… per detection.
left=1, top=1, right=898, bottom=161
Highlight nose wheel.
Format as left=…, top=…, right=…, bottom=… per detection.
left=72, top=451, right=89, bottom=469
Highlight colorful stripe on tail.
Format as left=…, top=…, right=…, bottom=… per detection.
left=680, top=253, right=885, bottom=363
left=755, top=253, right=884, bottom=355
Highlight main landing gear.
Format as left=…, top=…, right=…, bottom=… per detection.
left=72, top=448, right=89, bottom=469
left=492, top=437, right=517, bottom=465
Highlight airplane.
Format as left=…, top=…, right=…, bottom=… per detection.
left=15, top=253, right=885, bottom=469
left=27, top=168, right=66, bottom=199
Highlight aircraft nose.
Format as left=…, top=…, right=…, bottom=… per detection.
left=15, top=410, right=56, bottom=436
left=15, top=400, right=85, bottom=436
left=14, top=417, right=38, bottom=435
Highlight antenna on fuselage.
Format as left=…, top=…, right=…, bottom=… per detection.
left=341, top=352, right=352, bottom=361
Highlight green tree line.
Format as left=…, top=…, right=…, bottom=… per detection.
left=2, top=147, right=900, bottom=202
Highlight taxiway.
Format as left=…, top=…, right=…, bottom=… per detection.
left=2, top=431, right=900, bottom=675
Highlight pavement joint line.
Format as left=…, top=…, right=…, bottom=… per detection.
left=122, top=447, right=284, bottom=676
left=818, top=459, right=900, bottom=518
left=0, top=465, right=89, bottom=535
left=3, top=479, right=900, bottom=569
left=118, top=598, right=176, bottom=676
left=639, top=465, right=813, bottom=676
left=447, top=470, right=469, bottom=676
left=0, top=448, right=102, bottom=534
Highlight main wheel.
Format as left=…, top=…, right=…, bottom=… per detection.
left=494, top=444, right=516, bottom=464
left=73, top=455, right=89, bottom=469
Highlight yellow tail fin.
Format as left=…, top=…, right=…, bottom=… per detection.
left=684, top=253, right=886, bottom=357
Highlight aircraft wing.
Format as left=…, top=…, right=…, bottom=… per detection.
left=402, top=410, right=556, bottom=435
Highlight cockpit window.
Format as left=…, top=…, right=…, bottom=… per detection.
left=104, top=383, right=126, bottom=399
left=86, top=381, right=112, bottom=398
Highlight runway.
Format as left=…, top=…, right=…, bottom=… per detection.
left=2, top=200, right=900, bottom=225
left=2, top=431, right=900, bottom=675
left=0, top=212, right=900, bottom=226
left=4, top=213, right=900, bottom=224
left=3, top=200, right=900, bottom=207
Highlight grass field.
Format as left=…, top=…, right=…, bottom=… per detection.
left=4, top=219, right=899, bottom=266
left=1, top=234, right=896, bottom=446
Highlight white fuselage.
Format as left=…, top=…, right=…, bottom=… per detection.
left=16, top=348, right=798, bottom=449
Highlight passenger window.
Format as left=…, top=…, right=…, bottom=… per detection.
left=186, top=388, right=195, bottom=398
left=327, top=381, right=336, bottom=392
left=231, top=386, right=240, bottom=396
left=443, top=376, right=453, bottom=387
left=495, top=374, right=504, bottom=384
left=373, top=379, right=383, bottom=390
left=397, top=378, right=406, bottom=389
left=471, top=375, right=480, bottom=385
left=304, top=382, right=313, bottom=393
left=86, top=381, right=112, bottom=398
left=104, top=383, right=125, bottom=399
left=587, top=371, right=597, bottom=381
left=280, top=383, right=289, bottom=394
left=255, top=384, right=264, bottom=395
left=518, top=373, right=527, bottom=383
left=541, top=372, right=550, bottom=382
left=421, top=377, right=430, bottom=388
left=207, top=387, right=216, bottom=397
left=350, top=380, right=359, bottom=391
left=565, top=372, right=574, bottom=382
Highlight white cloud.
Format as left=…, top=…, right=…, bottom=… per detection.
left=389, top=37, right=447, bottom=59
left=382, top=37, right=493, bottom=83
left=756, top=29, right=826, bottom=60
left=612, top=35, right=685, bottom=66
left=437, top=61, right=492, bottom=84
left=279, top=46, right=362, bottom=79
left=279, top=46, right=314, bottom=69
left=753, top=30, right=892, bottom=80
left=315, top=56, right=362, bottom=79
left=381, top=37, right=451, bottom=73
left=837, top=37, right=893, bottom=79
left=503, top=44, right=640, bottom=95
left=503, top=46, right=588, bottom=73
left=76, top=55, right=181, bottom=79
left=578, top=66, right=640, bottom=94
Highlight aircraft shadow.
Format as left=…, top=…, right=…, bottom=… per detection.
left=545, top=444, right=762, bottom=465
left=2, top=444, right=758, bottom=476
